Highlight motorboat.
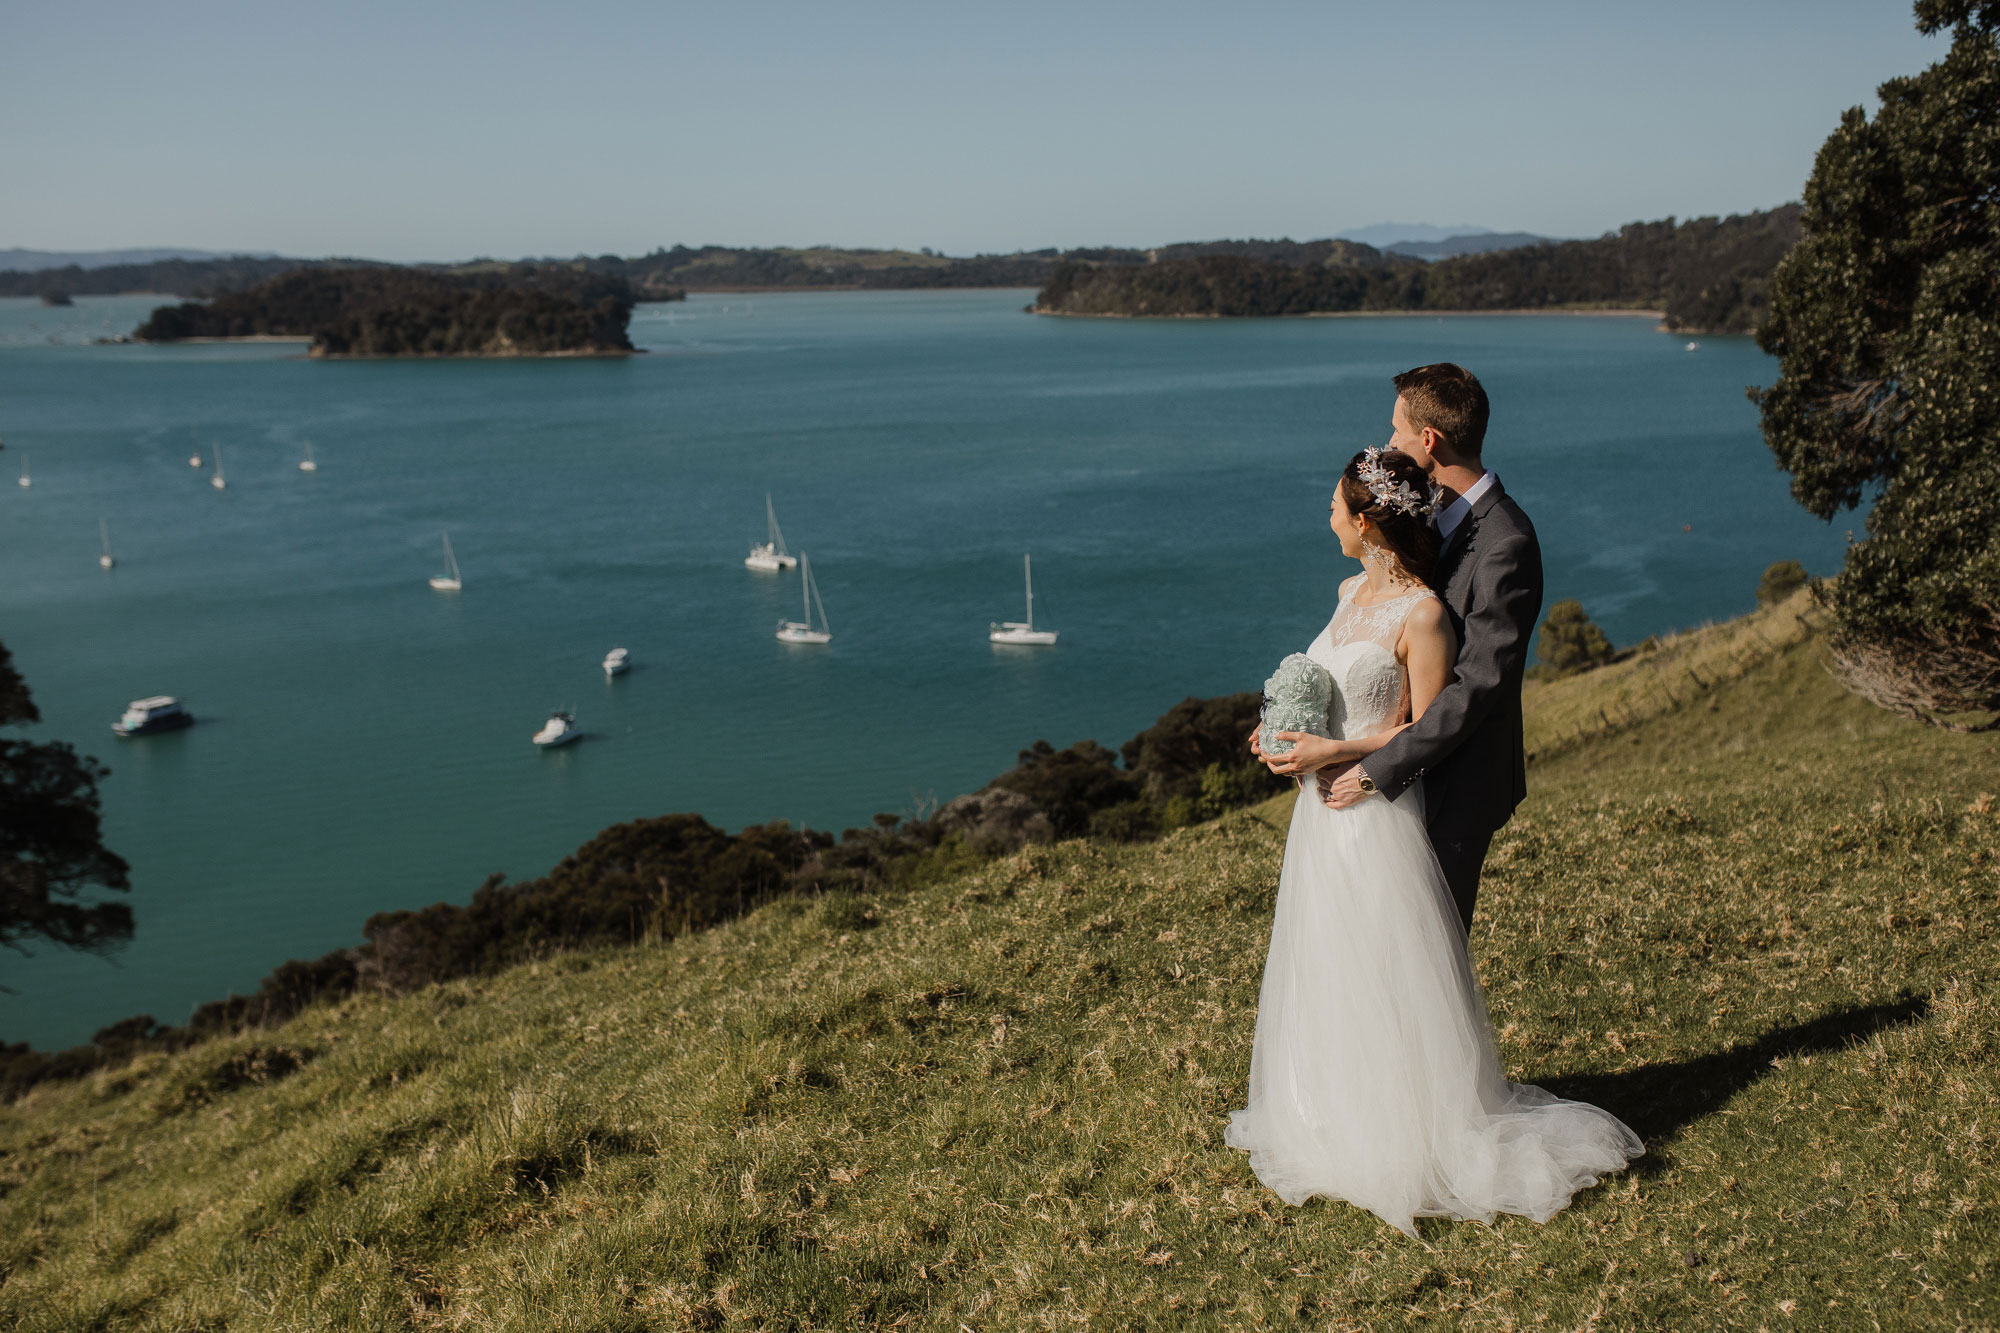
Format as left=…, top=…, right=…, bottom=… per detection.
left=745, top=493, right=799, bottom=571
left=112, top=696, right=194, bottom=737
left=602, top=647, right=631, bottom=676
left=989, top=553, right=1059, bottom=645
left=1685, top=341, right=1700, bottom=352
left=532, top=711, right=581, bottom=747
left=429, top=531, right=462, bottom=591
left=775, top=554, right=832, bottom=643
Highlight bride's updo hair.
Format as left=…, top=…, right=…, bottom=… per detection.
left=1339, top=449, right=1441, bottom=585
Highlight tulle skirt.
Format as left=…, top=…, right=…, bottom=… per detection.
left=1224, top=780, right=1643, bottom=1237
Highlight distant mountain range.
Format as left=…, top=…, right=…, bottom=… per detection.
left=1334, top=222, right=1497, bottom=248
left=0, top=247, right=276, bottom=273
left=1334, top=224, right=1560, bottom=260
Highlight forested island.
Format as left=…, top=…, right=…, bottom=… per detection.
left=14, top=205, right=1800, bottom=336
left=134, top=265, right=645, bottom=357
left=1033, top=206, right=1800, bottom=332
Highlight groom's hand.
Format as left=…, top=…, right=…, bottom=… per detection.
left=1319, top=762, right=1371, bottom=810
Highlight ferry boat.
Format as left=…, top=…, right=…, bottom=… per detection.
left=112, top=696, right=194, bottom=737
left=532, top=711, right=581, bottom=747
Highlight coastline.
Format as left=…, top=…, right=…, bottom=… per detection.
left=1033, top=306, right=1669, bottom=322
left=132, top=335, right=639, bottom=357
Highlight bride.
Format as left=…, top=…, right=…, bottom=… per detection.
left=1226, top=447, right=1643, bottom=1237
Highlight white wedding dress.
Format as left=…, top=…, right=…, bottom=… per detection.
left=1225, top=576, right=1643, bottom=1237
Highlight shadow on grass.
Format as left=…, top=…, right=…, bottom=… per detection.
left=1540, top=993, right=1930, bottom=1150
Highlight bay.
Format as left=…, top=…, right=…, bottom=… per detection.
left=0, top=290, right=1846, bottom=1048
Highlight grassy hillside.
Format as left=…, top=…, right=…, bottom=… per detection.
left=3, top=595, right=1995, bottom=1330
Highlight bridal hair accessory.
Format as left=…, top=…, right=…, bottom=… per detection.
left=1357, top=448, right=1441, bottom=518
left=1259, top=653, right=1337, bottom=756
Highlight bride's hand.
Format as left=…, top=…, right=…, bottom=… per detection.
left=1264, top=733, right=1348, bottom=776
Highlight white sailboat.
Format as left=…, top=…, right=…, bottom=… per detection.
left=99, top=518, right=115, bottom=569
left=745, top=493, right=799, bottom=571
left=602, top=647, right=631, bottom=676
left=429, top=532, right=462, bottom=591
left=189, top=438, right=203, bottom=467
left=775, top=554, right=832, bottom=644
left=990, top=553, right=1058, bottom=645
left=209, top=444, right=227, bottom=490
left=298, top=438, right=318, bottom=472
left=16, top=454, right=27, bottom=489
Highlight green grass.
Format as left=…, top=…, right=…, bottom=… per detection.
left=2, top=608, right=1996, bottom=1330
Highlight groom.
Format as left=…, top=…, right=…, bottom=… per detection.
left=1319, top=362, right=1543, bottom=933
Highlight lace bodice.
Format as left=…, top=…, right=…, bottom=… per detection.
left=1305, top=574, right=1434, bottom=741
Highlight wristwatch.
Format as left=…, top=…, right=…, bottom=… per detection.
left=1356, top=773, right=1378, bottom=796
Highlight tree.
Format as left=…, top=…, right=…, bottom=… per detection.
left=1538, top=601, right=1615, bottom=675
left=1753, top=0, right=2000, bottom=730
left=0, top=641, right=132, bottom=958
left=1757, top=560, right=1811, bottom=606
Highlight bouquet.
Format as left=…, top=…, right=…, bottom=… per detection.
left=1259, top=653, right=1336, bottom=755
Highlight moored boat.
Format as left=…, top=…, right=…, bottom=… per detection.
left=989, top=553, right=1059, bottom=645
left=745, top=493, right=799, bottom=571
left=112, top=696, right=194, bottom=737
left=532, top=711, right=581, bottom=747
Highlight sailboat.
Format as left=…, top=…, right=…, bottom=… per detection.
left=189, top=437, right=203, bottom=467
left=990, top=553, right=1058, bottom=645
left=209, top=444, right=227, bottom=490
left=429, top=532, right=462, bottom=591
left=775, top=554, right=832, bottom=643
left=99, top=518, right=115, bottom=569
left=744, top=493, right=799, bottom=571
left=298, top=438, right=318, bottom=472
left=16, top=454, right=27, bottom=489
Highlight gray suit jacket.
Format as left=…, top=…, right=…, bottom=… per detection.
left=1359, top=480, right=1542, bottom=842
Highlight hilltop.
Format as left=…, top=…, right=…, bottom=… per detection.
left=1, top=591, right=1993, bottom=1329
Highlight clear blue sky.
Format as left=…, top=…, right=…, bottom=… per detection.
left=0, top=0, right=1947, bottom=261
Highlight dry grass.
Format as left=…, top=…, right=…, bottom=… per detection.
left=1, top=617, right=1995, bottom=1330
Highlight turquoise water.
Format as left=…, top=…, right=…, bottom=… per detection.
left=0, top=291, right=1844, bottom=1047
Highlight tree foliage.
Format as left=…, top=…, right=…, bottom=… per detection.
left=1753, top=1, right=2000, bottom=728
left=135, top=266, right=638, bottom=356
left=0, top=642, right=132, bottom=960
left=1538, top=601, right=1616, bottom=676
left=1035, top=208, right=1801, bottom=331
left=1757, top=560, right=1811, bottom=606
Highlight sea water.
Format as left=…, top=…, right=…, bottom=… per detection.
left=0, top=291, right=1848, bottom=1047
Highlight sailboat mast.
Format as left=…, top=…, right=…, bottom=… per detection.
left=767, top=494, right=788, bottom=557
left=1024, top=553, right=1034, bottom=628
left=100, top=518, right=110, bottom=555
left=801, top=556, right=812, bottom=623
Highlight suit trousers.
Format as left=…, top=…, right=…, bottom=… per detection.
left=1431, top=829, right=1493, bottom=935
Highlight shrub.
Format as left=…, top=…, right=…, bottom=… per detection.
left=1757, top=560, right=1810, bottom=605
left=1538, top=600, right=1616, bottom=675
